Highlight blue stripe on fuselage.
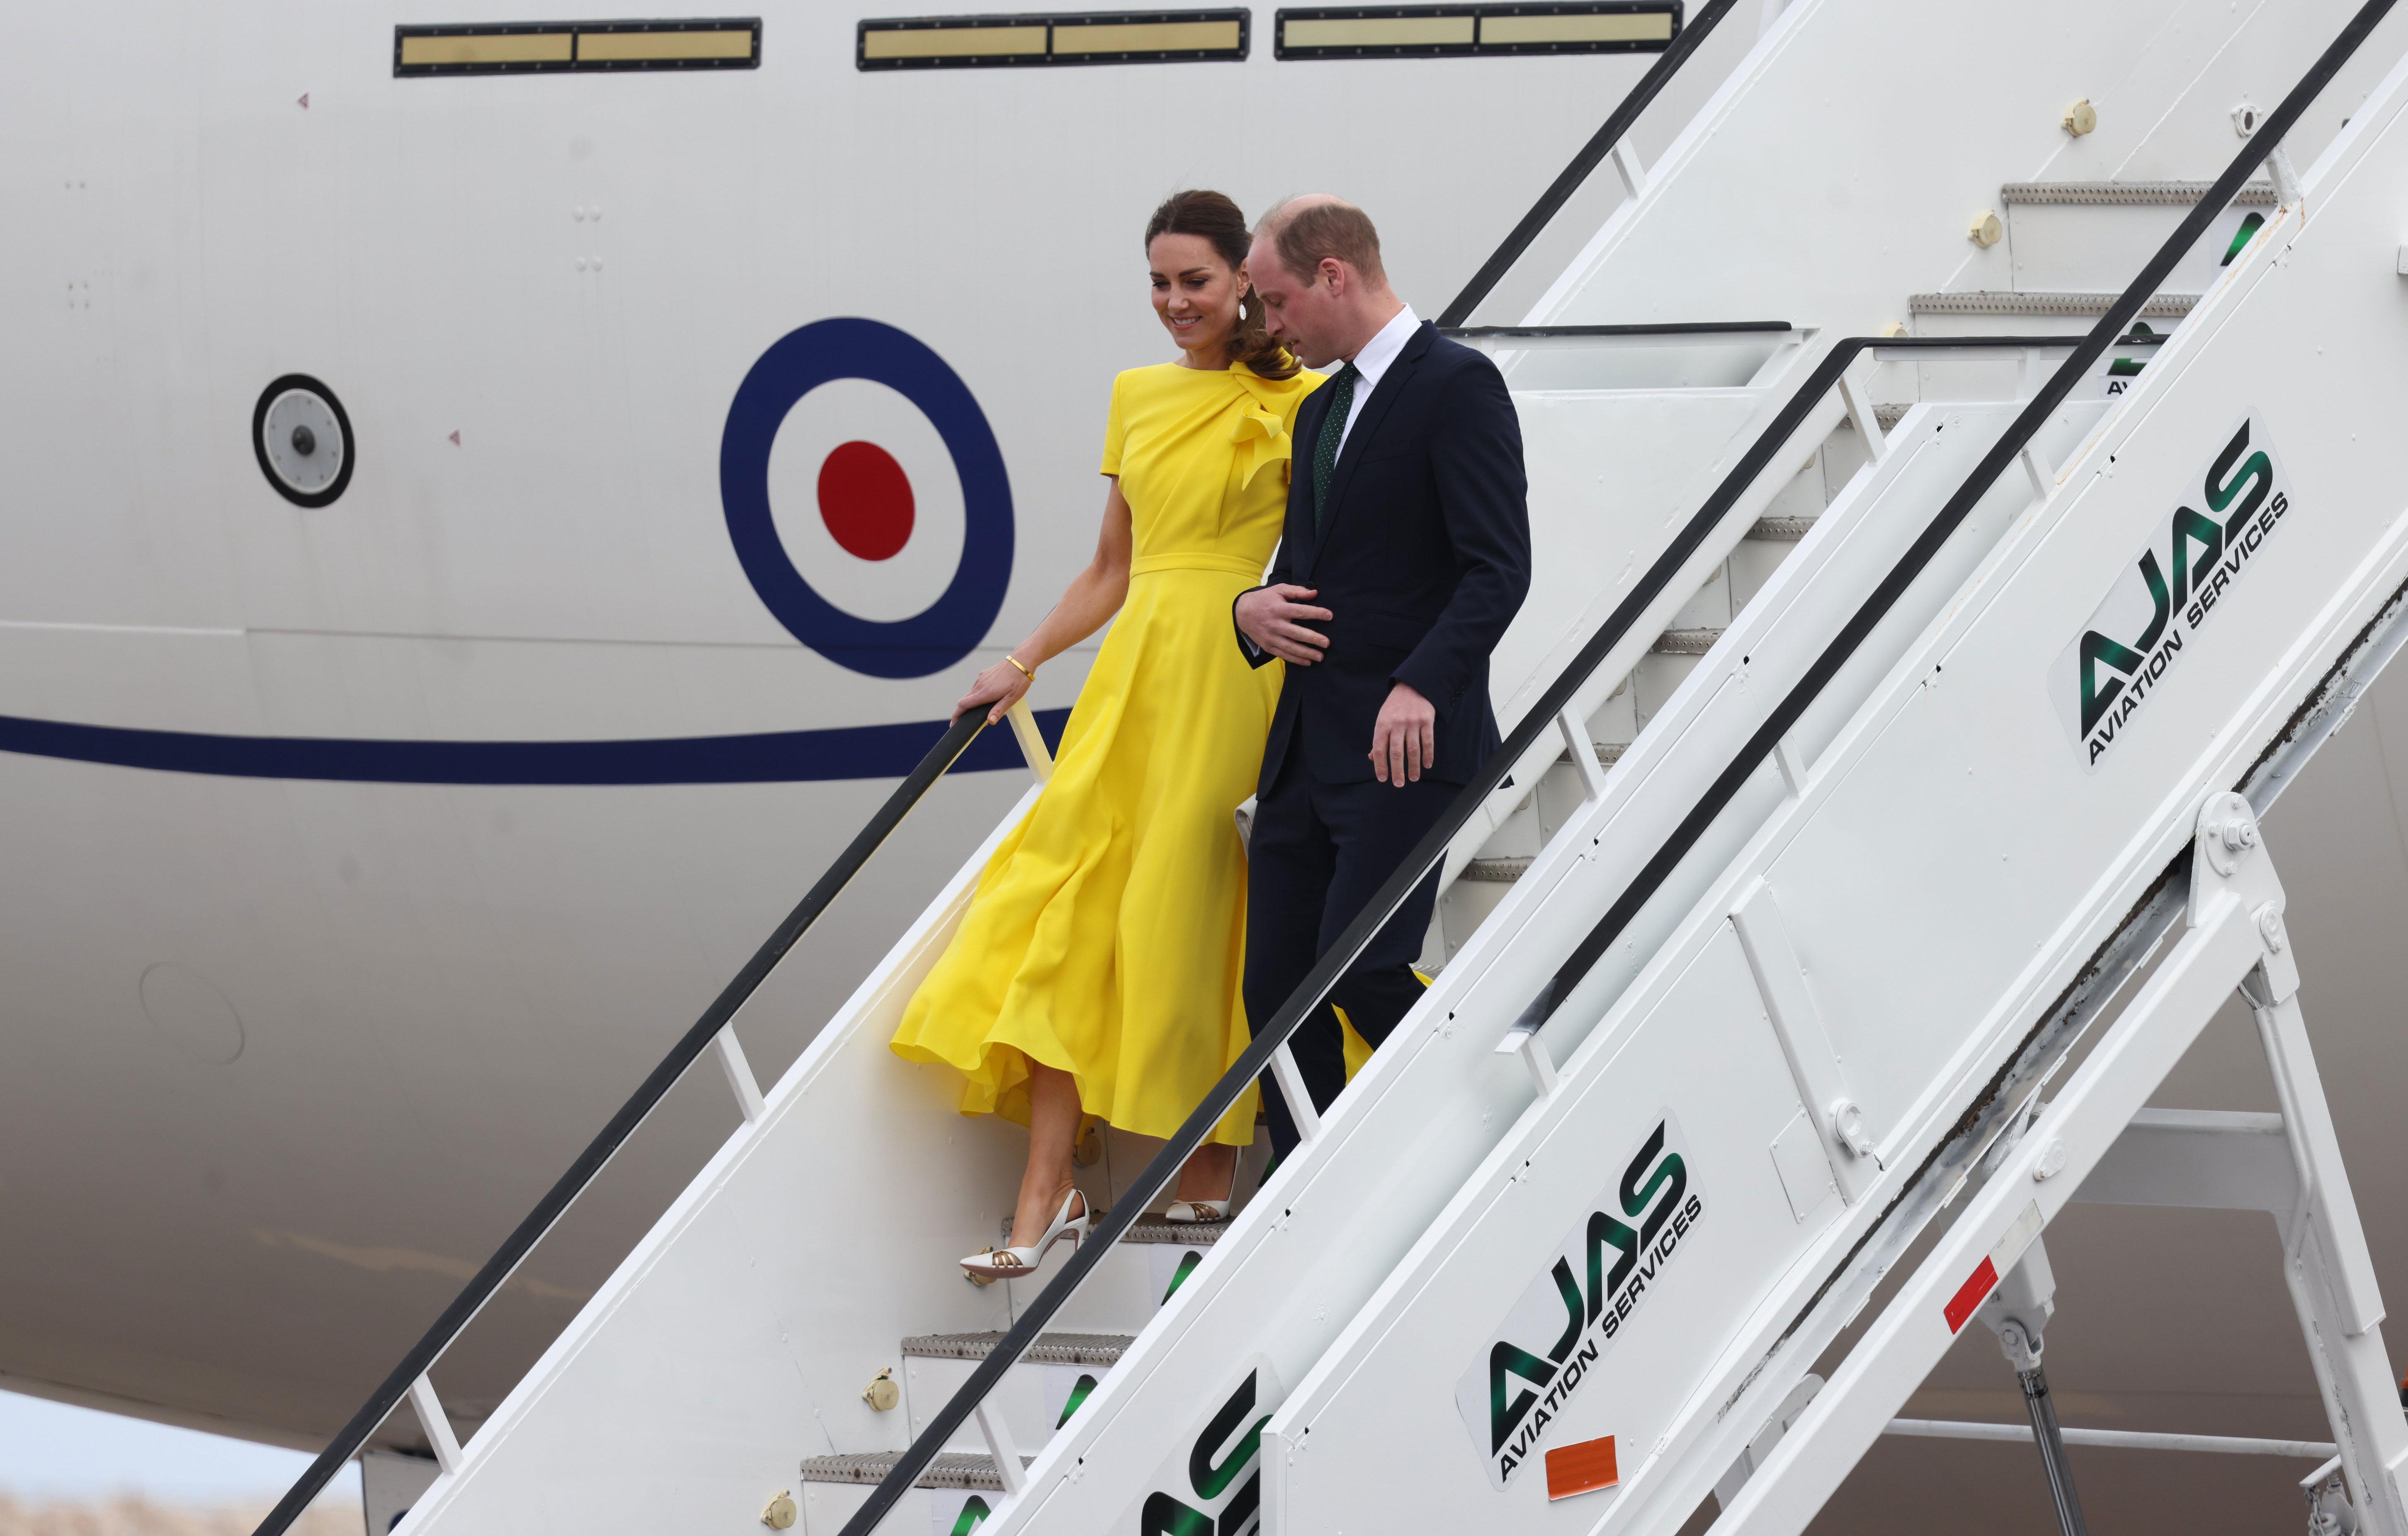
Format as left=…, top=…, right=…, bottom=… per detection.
left=0, top=709, right=1069, bottom=784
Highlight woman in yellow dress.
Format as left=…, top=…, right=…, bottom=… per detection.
left=891, top=191, right=1319, bottom=1279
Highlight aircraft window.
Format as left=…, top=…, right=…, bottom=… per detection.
left=393, top=18, right=761, bottom=75
left=1273, top=0, right=1675, bottom=58
left=857, top=9, right=1249, bottom=68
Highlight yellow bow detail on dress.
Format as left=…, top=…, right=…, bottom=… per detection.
left=1229, top=401, right=1296, bottom=489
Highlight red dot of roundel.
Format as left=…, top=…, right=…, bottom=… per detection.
left=816, top=440, right=916, bottom=561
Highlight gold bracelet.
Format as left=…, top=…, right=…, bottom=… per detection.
left=1004, top=654, right=1036, bottom=682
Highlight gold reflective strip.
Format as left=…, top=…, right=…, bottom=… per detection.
left=1282, top=13, right=1473, bottom=46
left=1049, top=17, right=1241, bottom=51
left=576, top=27, right=754, bottom=60
left=1477, top=9, right=1672, bottom=44
left=862, top=23, right=1049, bottom=56
left=398, top=32, right=573, bottom=65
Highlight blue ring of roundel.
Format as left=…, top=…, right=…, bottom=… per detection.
left=720, top=317, right=1014, bottom=679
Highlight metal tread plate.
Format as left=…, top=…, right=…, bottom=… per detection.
left=1907, top=289, right=2199, bottom=317
left=900, top=1329, right=1134, bottom=1366
left=1998, top=178, right=2276, bottom=205
left=1462, top=856, right=1535, bottom=883
left=800, top=1450, right=1029, bottom=1489
left=1123, top=1215, right=1226, bottom=1243
left=1651, top=627, right=1725, bottom=655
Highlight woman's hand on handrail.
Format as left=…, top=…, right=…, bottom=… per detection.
left=957, top=659, right=1034, bottom=725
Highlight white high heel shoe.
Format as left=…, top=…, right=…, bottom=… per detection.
left=961, top=1188, right=1092, bottom=1280
left=1165, top=1174, right=1236, bottom=1225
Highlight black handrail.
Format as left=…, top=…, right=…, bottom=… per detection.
left=1436, top=0, right=1743, bottom=327
left=1440, top=320, right=1792, bottom=338
left=253, top=708, right=995, bottom=1536
left=835, top=0, right=2391, bottom=1516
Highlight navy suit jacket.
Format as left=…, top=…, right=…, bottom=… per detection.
left=1237, top=321, right=1531, bottom=789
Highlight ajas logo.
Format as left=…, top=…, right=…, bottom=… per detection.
left=1452, top=1114, right=1704, bottom=1490
left=2049, top=418, right=2289, bottom=767
left=1121, top=1357, right=1279, bottom=1536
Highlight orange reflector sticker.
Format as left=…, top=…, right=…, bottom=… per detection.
left=1544, top=1434, right=1618, bottom=1500
left=1944, top=1255, right=1999, bottom=1334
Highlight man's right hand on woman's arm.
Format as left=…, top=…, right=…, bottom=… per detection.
left=1234, top=584, right=1333, bottom=666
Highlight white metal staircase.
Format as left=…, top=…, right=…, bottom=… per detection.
left=252, top=2, right=2408, bottom=1536
left=1265, top=22, right=2408, bottom=1536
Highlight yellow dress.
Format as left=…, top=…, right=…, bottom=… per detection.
left=891, top=360, right=1321, bottom=1146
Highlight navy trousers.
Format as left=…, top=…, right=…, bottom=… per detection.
left=1244, top=751, right=1454, bottom=1159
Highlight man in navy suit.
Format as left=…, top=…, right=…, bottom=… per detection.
left=1235, top=195, right=1530, bottom=1157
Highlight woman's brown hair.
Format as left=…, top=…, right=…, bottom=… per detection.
left=1143, top=190, right=1301, bottom=381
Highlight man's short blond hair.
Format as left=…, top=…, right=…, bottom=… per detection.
left=1260, top=195, right=1386, bottom=286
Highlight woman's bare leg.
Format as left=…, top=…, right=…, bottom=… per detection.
left=1010, top=1063, right=1085, bottom=1249
left=1175, top=1139, right=1238, bottom=1208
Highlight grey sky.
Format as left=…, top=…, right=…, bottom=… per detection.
left=0, top=1390, right=364, bottom=1506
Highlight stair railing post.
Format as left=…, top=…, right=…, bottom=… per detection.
left=712, top=1026, right=767, bottom=1126
left=1834, top=369, right=1886, bottom=462
left=1006, top=699, right=1054, bottom=783
left=1268, top=1044, right=1323, bottom=1145
left=2269, top=144, right=2306, bottom=209
left=975, top=1397, right=1028, bottom=1497
left=407, top=1374, right=463, bottom=1475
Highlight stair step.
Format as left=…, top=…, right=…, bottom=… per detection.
left=1124, top=1215, right=1225, bottom=1244
left=1750, top=514, right=1821, bottom=542
left=1462, top=857, right=1533, bottom=883
left=1908, top=290, right=2198, bottom=318
left=901, top=1331, right=1133, bottom=1366
left=1555, top=741, right=1629, bottom=766
left=985, top=1212, right=1228, bottom=1248
left=1998, top=179, right=2275, bottom=206
left=801, top=1450, right=1029, bottom=1490
left=1651, top=627, right=1724, bottom=656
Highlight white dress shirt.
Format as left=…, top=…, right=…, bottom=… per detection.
left=1331, top=303, right=1420, bottom=458
left=1236, top=304, right=1425, bottom=663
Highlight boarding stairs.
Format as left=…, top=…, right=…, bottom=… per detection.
left=253, top=2, right=2408, bottom=1536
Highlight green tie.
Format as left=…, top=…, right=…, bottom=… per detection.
left=1311, top=362, right=1359, bottom=535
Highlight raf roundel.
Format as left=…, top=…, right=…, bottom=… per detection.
left=720, top=318, right=1012, bottom=679
left=816, top=440, right=916, bottom=562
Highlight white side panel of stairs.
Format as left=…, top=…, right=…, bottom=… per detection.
left=388, top=791, right=1041, bottom=1536
left=1267, top=58, right=2408, bottom=1533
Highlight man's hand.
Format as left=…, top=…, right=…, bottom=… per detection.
left=1370, top=681, right=1437, bottom=785
left=1235, top=584, right=1333, bottom=666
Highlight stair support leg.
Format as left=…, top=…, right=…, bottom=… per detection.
left=2250, top=984, right=2408, bottom=1531
left=1708, top=794, right=2405, bottom=1536
left=2014, top=1362, right=2090, bottom=1536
